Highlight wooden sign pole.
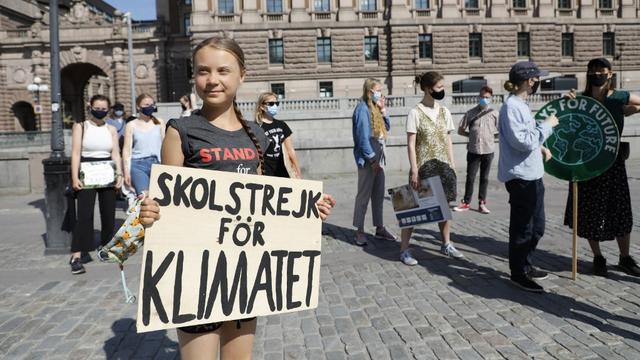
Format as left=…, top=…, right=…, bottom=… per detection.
left=572, top=181, right=578, bottom=280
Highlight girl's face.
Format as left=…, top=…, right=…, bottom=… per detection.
left=262, top=95, right=278, bottom=112
left=138, top=97, right=154, bottom=110
left=90, top=100, right=109, bottom=113
left=194, top=47, right=245, bottom=108
left=431, top=80, right=445, bottom=93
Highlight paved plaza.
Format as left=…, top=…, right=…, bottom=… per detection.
left=0, top=160, right=639, bottom=360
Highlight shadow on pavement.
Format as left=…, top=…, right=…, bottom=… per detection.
left=103, top=318, right=179, bottom=359
left=322, top=222, right=640, bottom=342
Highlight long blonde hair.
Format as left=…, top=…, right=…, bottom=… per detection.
left=255, top=92, right=277, bottom=125
left=361, top=78, right=387, bottom=139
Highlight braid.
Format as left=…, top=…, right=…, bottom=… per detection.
left=233, top=100, right=264, bottom=174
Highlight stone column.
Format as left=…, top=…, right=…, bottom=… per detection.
left=337, top=0, right=357, bottom=21
left=242, top=0, right=262, bottom=23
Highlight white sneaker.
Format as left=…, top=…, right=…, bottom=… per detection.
left=400, top=250, right=418, bottom=266
left=441, top=243, right=464, bottom=259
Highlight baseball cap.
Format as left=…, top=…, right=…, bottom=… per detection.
left=508, top=61, right=549, bottom=83
left=587, top=57, right=612, bottom=70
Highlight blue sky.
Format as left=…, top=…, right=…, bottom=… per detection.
left=106, top=0, right=156, bottom=21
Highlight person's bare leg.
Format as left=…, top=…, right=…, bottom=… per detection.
left=438, top=220, right=451, bottom=245
left=220, top=319, right=257, bottom=360
left=177, top=328, right=221, bottom=360
left=616, top=233, right=631, bottom=257
left=588, top=239, right=602, bottom=257
left=400, top=228, right=413, bottom=252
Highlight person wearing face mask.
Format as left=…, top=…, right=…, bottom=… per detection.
left=455, top=86, right=499, bottom=214
left=122, top=93, right=165, bottom=195
left=255, top=92, right=302, bottom=178
left=69, top=94, right=123, bottom=274
left=351, top=78, right=397, bottom=246
left=106, top=103, right=136, bottom=205
left=498, top=61, right=559, bottom=292
left=400, top=71, right=463, bottom=266
left=563, top=58, right=640, bottom=277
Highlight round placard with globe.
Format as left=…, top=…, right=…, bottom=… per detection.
left=534, top=96, right=619, bottom=181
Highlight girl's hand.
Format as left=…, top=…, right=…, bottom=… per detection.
left=72, top=177, right=83, bottom=191
left=115, top=175, right=123, bottom=190
left=541, top=146, right=553, bottom=162
left=316, top=194, right=336, bottom=222
left=564, top=89, right=577, bottom=99
left=139, top=195, right=161, bottom=227
left=410, top=170, right=419, bottom=190
left=125, top=174, right=132, bottom=187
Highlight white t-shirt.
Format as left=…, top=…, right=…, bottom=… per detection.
left=406, top=103, right=455, bottom=134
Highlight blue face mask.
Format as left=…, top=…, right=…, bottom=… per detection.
left=114, top=110, right=124, bottom=117
left=140, top=105, right=156, bottom=116
left=266, top=105, right=279, bottom=117
left=371, top=90, right=382, bottom=103
left=479, top=98, right=491, bottom=107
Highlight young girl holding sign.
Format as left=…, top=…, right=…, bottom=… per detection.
left=138, top=37, right=335, bottom=360
left=564, top=58, right=640, bottom=277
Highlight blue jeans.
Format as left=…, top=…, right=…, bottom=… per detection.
left=131, top=156, right=158, bottom=195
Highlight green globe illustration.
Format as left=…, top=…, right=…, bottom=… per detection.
left=547, top=114, right=603, bottom=166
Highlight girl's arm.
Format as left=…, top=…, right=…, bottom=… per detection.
left=283, top=136, right=302, bottom=179
left=70, top=123, right=83, bottom=191
left=447, top=133, right=456, bottom=171
left=109, top=126, right=123, bottom=189
left=407, top=132, right=419, bottom=189
left=122, top=123, right=134, bottom=187
left=139, top=126, right=184, bottom=227
left=623, top=93, right=640, bottom=116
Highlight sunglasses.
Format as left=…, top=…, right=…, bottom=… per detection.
left=265, top=101, right=280, bottom=106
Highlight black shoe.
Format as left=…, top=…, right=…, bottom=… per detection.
left=510, top=276, right=544, bottom=293
left=80, top=251, right=93, bottom=264
left=526, top=268, right=549, bottom=280
left=618, top=256, right=640, bottom=277
left=70, top=257, right=86, bottom=275
left=593, top=255, right=608, bottom=277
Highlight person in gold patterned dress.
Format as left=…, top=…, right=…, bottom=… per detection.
left=399, top=71, right=464, bottom=266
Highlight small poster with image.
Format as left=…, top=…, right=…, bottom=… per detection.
left=388, top=176, right=452, bottom=229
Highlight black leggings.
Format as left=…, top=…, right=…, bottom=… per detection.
left=71, top=186, right=116, bottom=253
left=178, top=318, right=256, bottom=334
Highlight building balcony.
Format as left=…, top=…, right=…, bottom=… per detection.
left=261, top=12, right=289, bottom=22
left=411, top=8, right=434, bottom=18
left=310, top=11, right=336, bottom=21
left=212, top=13, right=240, bottom=23
left=462, top=7, right=484, bottom=17
left=555, top=7, right=576, bottom=17
left=357, top=10, right=382, bottom=20
left=509, top=7, right=531, bottom=16
left=597, top=7, right=617, bottom=17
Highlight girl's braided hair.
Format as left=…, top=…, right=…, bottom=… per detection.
left=192, top=36, right=264, bottom=172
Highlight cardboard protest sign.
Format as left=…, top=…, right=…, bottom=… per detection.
left=388, top=176, right=452, bottom=229
left=136, top=165, right=323, bottom=333
left=535, top=96, right=619, bottom=181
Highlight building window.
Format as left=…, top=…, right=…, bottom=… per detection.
left=319, top=81, right=333, bottom=97
left=562, top=33, right=574, bottom=57
left=465, top=0, right=479, bottom=8
left=361, top=0, right=377, bottom=11
left=603, top=32, right=615, bottom=56
left=418, top=34, right=432, bottom=59
left=364, top=36, right=379, bottom=61
left=269, top=39, right=284, bottom=64
left=267, top=0, right=283, bottom=13
left=183, top=15, right=190, bottom=35
left=219, top=0, right=234, bottom=14
left=317, top=37, right=332, bottom=63
left=558, top=0, right=571, bottom=8
left=271, top=83, right=285, bottom=99
left=517, top=32, right=530, bottom=58
left=599, top=0, right=613, bottom=8
left=314, top=0, right=331, bottom=11
left=513, top=0, right=527, bottom=7
left=415, top=0, right=430, bottom=9
left=469, top=33, right=482, bottom=58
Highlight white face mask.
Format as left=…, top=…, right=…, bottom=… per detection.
left=266, top=104, right=279, bottom=117
left=371, top=90, right=382, bottom=102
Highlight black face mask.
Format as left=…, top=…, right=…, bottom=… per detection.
left=529, top=81, right=540, bottom=95
left=588, top=74, right=609, bottom=87
left=91, top=109, right=108, bottom=120
left=431, top=89, right=445, bottom=100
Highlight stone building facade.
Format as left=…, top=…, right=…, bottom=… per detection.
left=173, top=0, right=640, bottom=100
left=0, top=0, right=166, bottom=132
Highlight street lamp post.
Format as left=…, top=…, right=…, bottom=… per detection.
left=42, top=0, right=72, bottom=255
left=27, top=76, right=49, bottom=131
left=124, top=12, right=137, bottom=115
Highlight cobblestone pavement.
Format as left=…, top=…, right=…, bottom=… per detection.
left=1, top=160, right=639, bottom=359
